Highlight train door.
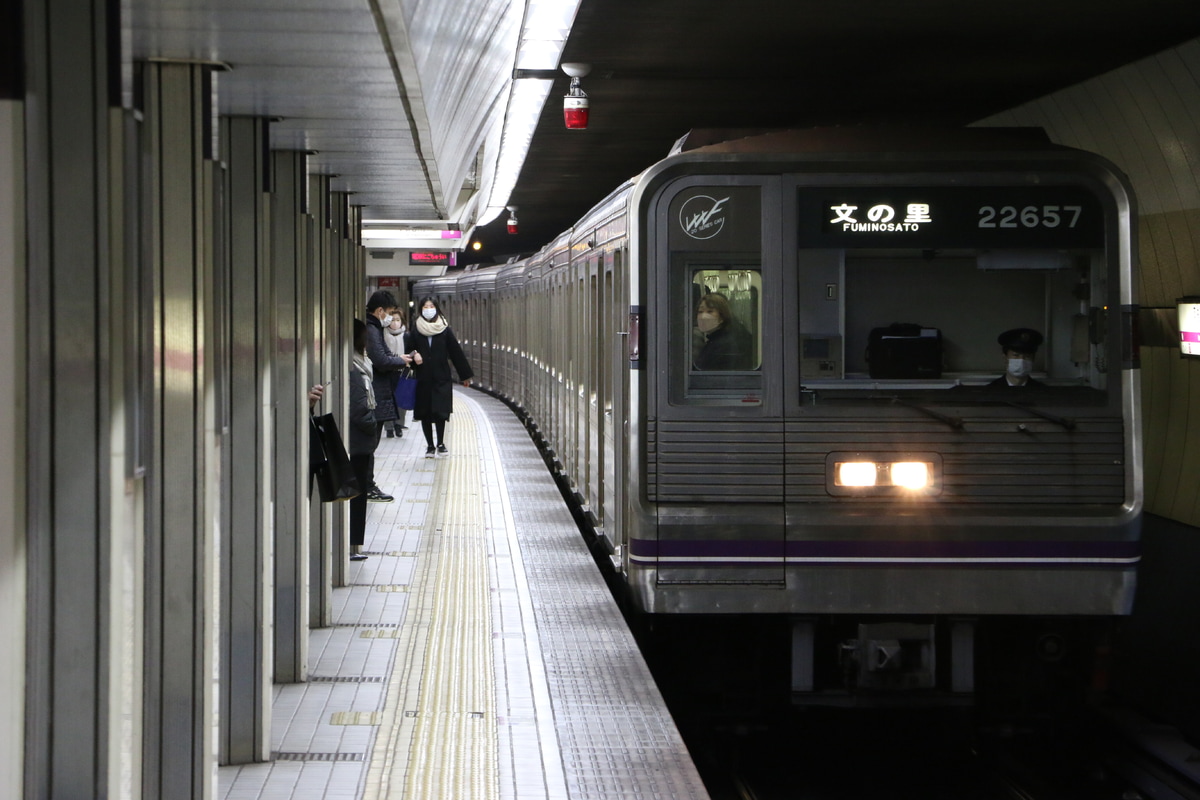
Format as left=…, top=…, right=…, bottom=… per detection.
left=605, top=249, right=628, bottom=561
left=647, top=177, right=786, bottom=588
left=588, top=262, right=602, bottom=523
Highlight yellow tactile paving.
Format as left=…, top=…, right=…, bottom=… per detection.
left=363, top=412, right=499, bottom=800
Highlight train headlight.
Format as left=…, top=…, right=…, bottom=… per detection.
left=827, top=453, right=941, bottom=496
left=836, top=462, right=877, bottom=487
left=890, top=462, right=930, bottom=489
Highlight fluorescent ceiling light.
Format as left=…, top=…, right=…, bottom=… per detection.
left=361, top=229, right=463, bottom=240
left=480, top=0, right=583, bottom=226
left=516, top=0, right=579, bottom=69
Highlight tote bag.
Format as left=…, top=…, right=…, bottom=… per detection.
left=310, top=413, right=361, bottom=502
left=393, top=368, right=418, bottom=411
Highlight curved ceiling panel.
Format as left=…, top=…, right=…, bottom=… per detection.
left=126, top=0, right=530, bottom=227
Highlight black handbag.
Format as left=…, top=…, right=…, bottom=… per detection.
left=310, top=412, right=361, bottom=502
left=393, top=368, right=418, bottom=410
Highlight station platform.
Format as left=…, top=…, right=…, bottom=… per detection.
left=219, top=388, right=711, bottom=800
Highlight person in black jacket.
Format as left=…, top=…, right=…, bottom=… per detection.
left=306, top=322, right=378, bottom=560
left=363, top=290, right=413, bottom=500
left=347, top=319, right=378, bottom=560
left=404, top=297, right=474, bottom=457
left=692, top=292, right=754, bottom=371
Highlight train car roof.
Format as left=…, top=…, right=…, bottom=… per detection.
left=668, top=126, right=1059, bottom=157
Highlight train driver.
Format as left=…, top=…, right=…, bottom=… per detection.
left=989, top=328, right=1044, bottom=388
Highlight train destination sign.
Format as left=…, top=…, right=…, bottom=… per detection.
left=797, top=186, right=1105, bottom=248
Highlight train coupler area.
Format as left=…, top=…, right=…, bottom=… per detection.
left=839, top=622, right=937, bottom=692
left=791, top=617, right=977, bottom=707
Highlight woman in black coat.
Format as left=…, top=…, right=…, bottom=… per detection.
left=404, top=297, right=474, bottom=457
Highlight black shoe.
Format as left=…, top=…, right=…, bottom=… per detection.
left=385, top=428, right=394, bottom=438
left=365, top=487, right=393, bottom=502
left=436, top=444, right=448, bottom=455
left=425, top=446, right=436, bottom=458
left=350, top=553, right=368, bottom=561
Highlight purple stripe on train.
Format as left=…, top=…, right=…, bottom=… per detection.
left=628, top=537, right=1140, bottom=564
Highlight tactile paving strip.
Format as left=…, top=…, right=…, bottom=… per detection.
left=365, top=409, right=498, bottom=800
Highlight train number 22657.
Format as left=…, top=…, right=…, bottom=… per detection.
left=977, top=205, right=1082, bottom=228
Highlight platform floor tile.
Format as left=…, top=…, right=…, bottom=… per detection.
left=218, top=389, right=709, bottom=800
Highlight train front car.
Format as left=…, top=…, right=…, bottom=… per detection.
left=627, top=130, right=1140, bottom=699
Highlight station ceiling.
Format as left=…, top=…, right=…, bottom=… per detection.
left=126, top=0, right=1200, bottom=268
left=473, top=0, right=1200, bottom=264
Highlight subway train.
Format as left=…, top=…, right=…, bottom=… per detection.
left=416, top=128, right=1141, bottom=698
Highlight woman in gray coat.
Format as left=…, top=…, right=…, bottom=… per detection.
left=404, top=297, right=473, bottom=457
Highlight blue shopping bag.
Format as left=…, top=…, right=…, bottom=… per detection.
left=393, top=369, right=418, bottom=410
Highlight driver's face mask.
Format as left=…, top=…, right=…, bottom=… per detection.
left=1007, top=356, right=1033, bottom=378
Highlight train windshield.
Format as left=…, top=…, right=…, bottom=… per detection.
left=793, top=180, right=1120, bottom=408
left=796, top=247, right=1113, bottom=400
left=799, top=247, right=1113, bottom=406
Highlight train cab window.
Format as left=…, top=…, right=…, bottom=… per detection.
left=676, top=268, right=763, bottom=402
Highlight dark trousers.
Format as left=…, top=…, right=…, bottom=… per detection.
left=421, top=419, right=446, bottom=447
left=367, top=423, right=386, bottom=489
left=349, top=453, right=373, bottom=547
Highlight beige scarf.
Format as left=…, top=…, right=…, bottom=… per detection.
left=415, top=315, right=448, bottom=337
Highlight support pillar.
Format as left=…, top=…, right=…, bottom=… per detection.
left=140, top=59, right=220, bottom=800
left=218, top=114, right=273, bottom=764
left=272, top=150, right=311, bottom=683
left=21, top=0, right=115, bottom=796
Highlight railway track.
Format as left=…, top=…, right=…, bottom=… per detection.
left=684, top=705, right=1199, bottom=800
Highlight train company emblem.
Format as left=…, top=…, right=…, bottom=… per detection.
left=680, top=195, right=730, bottom=239
left=830, top=202, right=933, bottom=232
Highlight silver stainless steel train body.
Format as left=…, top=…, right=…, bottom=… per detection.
left=418, top=130, right=1140, bottom=695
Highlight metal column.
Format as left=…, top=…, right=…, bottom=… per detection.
left=217, top=115, right=273, bottom=764
left=308, top=173, right=337, bottom=625
left=20, top=0, right=114, bottom=796
left=140, top=60, right=220, bottom=800
left=272, top=150, right=311, bottom=684
left=0, top=95, right=25, bottom=800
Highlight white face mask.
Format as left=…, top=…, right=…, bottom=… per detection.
left=379, top=313, right=393, bottom=326
left=1007, top=357, right=1032, bottom=378
left=696, top=310, right=720, bottom=334
left=422, top=308, right=437, bottom=321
